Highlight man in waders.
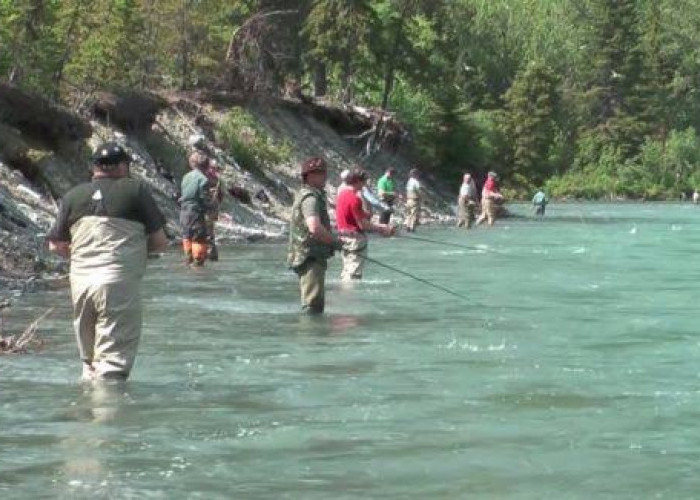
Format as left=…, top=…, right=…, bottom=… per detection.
left=47, top=142, right=167, bottom=381
left=287, top=157, right=342, bottom=314
left=376, top=167, right=397, bottom=224
left=404, top=168, right=422, bottom=232
left=336, top=168, right=395, bottom=281
left=476, top=171, right=504, bottom=226
left=532, top=189, right=548, bottom=217
left=203, top=159, right=223, bottom=261
left=180, top=151, right=211, bottom=265
left=457, top=173, right=478, bottom=229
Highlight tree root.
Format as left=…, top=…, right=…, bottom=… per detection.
left=0, top=307, right=52, bottom=354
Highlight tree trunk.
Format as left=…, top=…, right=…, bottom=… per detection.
left=179, top=0, right=190, bottom=90
left=340, top=56, right=352, bottom=104
left=51, top=0, right=87, bottom=99
left=313, top=61, right=327, bottom=97
left=381, top=11, right=406, bottom=110
left=8, top=0, right=46, bottom=86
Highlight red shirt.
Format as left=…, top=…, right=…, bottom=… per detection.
left=483, top=177, right=499, bottom=197
left=336, top=188, right=368, bottom=233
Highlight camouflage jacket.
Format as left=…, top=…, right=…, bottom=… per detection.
left=287, top=186, right=333, bottom=269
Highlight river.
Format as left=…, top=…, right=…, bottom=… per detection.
left=2, top=203, right=699, bottom=498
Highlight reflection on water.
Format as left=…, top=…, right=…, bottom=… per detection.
left=3, top=203, right=700, bottom=498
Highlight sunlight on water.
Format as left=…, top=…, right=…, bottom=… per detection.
left=3, top=203, right=700, bottom=498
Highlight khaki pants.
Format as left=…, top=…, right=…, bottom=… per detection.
left=295, top=258, right=328, bottom=314
left=457, top=199, right=477, bottom=228
left=405, top=198, right=421, bottom=231
left=340, top=233, right=368, bottom=281
left=477, top=198, right=499, bottom=226
left=71, top=279, right=142, bottom=380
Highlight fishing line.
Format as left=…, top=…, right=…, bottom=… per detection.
left=362, top=255, right=469, bottom=302
left=399, top=233, right=486, bottom=252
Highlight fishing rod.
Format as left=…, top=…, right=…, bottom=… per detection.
left=362, top=255, right=469, bottom=302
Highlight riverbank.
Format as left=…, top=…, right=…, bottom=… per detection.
left=0, top=86, right=455, bottom=309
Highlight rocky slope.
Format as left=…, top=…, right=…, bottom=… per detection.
left=0, top=87, right=455, bottom=304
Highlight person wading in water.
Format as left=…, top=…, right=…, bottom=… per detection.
left=203, top=159, right=223, bottom=261
left=457, top=172, right=478, bottom=229
left=476, top=171, right=504, bottom=226
left=47, top=142, right=167, bottom=381
left=532, top=189, right=548, bottom=217
left=336, top=167, right=395, bottom=281
left=376, top=167, right=397, bottom=224
left=287, top=157, right=343, bottom=314
left=404, top=168, right=422, bottom=232
left=180, top=151, right=212, bottom=265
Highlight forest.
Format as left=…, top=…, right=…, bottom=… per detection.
left=3, top=0, right=700, bottom=199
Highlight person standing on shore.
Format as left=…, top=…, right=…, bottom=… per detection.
left=456, top=173, right=478, bottom=229
left=180, top=152, right=211, bottom=266
left=47, top=142, right=167, bottom=381
left=287, top=157, right=342, bottom=314
left=404, top=168, right=422, bottom=232
left=336, top=168, right=395, bottom=281
left=376, top=167, right=397, bottom=224
left=476, top=171, right=504, bottom=226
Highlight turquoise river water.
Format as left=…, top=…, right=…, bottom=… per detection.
left=2, top=203, right=700, bottom=499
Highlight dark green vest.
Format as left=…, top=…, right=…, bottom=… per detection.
left=287, top=186, right=333, bottom=269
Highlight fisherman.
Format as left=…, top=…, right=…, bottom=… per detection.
left=203, top=159, right=223, bottom=261
left=47, top=142, right=167, bottom=381
left=404, top=168, right=422, bottom=232
left=693, top=190, right=699, bottom=205
left=376, top=167, right=397, bottom=224
left=336, top=167, right=395, bottom=281
left=532, top=189, right=548, bottom=216
left=287, top=157, right=343, bottom=314
left=341, top=169, right=387, bottom=216
left=476, top=171, right=504, bottom=226
left=456, top=173, right=478, bottom=229
left=180, top=151, right=211, bottom=265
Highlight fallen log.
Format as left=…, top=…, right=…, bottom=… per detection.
left=92, top=89, right=168, bottom=132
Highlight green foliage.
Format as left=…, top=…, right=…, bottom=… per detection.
left=548, top=127, right=700, bottom=199
left=63, top=0, right=147, bottom=88
left=502, top=61, right=561, bottom=188
left=216, top=108, right=293, bottom=173
left=8, top=0, right=700, bottom=198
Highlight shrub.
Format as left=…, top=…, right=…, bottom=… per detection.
left=216, top=108, right=293, bottom=172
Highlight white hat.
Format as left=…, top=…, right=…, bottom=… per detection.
left=340, top=169, right=350, bottom=181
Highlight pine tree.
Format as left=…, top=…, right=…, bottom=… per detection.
left=582, top=0, right=649, bottom=156
left=303, top=0, right=375, bottom=102
left=503, top=60, right=561, bottom=187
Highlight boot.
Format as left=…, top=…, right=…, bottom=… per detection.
left=208, top=242, right=219, bottom=261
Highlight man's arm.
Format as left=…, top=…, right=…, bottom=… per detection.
left=46, top=198, right=71, bottom=257
left=48, top=240, right=70, bottom=258
left=147, top=228, right=168, bottom=253
left=306, top=216, right=337, bottom=246
left=352, top=200, right=394, bottom=236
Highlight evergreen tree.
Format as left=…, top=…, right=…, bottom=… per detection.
left=303, top=0, right=375, bottom=102
left=580, top=0, right=649, bottom=156
left=503, top=61, right=561, bottom=187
